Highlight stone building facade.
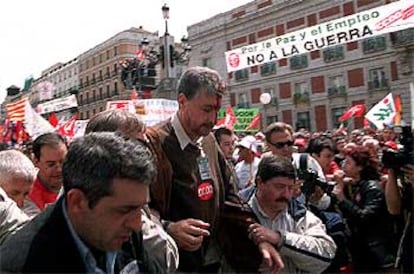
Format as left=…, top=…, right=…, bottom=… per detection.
left=187, top=0, right=413, bottom=131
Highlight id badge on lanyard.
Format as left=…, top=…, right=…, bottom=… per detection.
left=197, top=151, right=214, bottom=201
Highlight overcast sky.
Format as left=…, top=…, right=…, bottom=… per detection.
left=0, top=0, right=252, bottom=103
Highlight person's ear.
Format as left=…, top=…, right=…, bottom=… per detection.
left=177, top=93, right=187, bottom=108
left=256, top=176, right=262, bottom=186
left=66, top=189, right=89, bottom=212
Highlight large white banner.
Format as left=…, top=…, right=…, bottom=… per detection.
left=106, top=99, right=178, bottom=126
left=134, top=99, right=178, bottom=126
left=225, top=0, right=414, bottom=72
left=37, top=94, right=78, bottom=114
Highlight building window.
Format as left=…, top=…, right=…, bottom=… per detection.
left=368, top=68, right=388, bottom=90
left=114, top=82, right=118, bottom=95
left=235, top=68, right=249, bottom=81
left=202, top=57, right=212, bottom=68
left=260, top=62, right=276, bottom=76
left=264, top=87, right=278, bottom=106
left=86, top=110, right=90, bottom=119
left=114, top=46, right=118, bottom=56
left=363, top=36, right=386, bottom=54
left=237, top=92, right=249, bottom=108
left=290, top=54, right=308, bottom=70
left=92, top=90, right=96, bottom=101
left=99, top=87, right=103, bottom=100
left=327, top=75, right=346, bottom=97
left=79, top=94, right=83, bottom=105
left=266, top=115, right=278, bottom=126
left=99, top=54, right=103, bottom=63
left=106, top=50, right=110, bottom=60
left=332, top=107, right=346, bottom=128
left=106, top=85, right=110, bottom=97
left=323, top=45, right=344, bottom=63
left=296, top=112, right=311, bottom=131
left=390, top=28, right=414, bottom=47
left=293, top=82, right=310, bottom=104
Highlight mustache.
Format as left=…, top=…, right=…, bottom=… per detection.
left=275, top=198, right=289, bottom=204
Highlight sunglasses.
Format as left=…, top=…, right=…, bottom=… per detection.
left=268, top=140, right=294, bottom=149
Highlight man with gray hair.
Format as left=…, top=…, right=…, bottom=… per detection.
left=0, top=149, right=37, bottom=208
left=146, top=66, right=279, bottom=272
left=0, top=150, right=36, bottom=243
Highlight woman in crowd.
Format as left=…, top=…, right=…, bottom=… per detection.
left=332, top=145, right=396, bottom=273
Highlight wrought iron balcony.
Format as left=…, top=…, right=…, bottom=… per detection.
left=327, top=86, right=346, bottom=97
left=368, top=79, right=389, bottom=90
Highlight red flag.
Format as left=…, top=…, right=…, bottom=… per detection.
left=56, top=114, right=78, bottom=139
left=338, top=104, right=366, bottom=122
left=136, top=49, right=145, bottom=61
left=130, top=89, right=138, bottom=100
left=48, top=112, right=58, bottom=128
left=393, top=94, right=402, bottom=126
left=363, top=118, right=370, bottom=128
left=216, top=105, right=238, bottom=130
left=245, top=113, right=262, bottom=131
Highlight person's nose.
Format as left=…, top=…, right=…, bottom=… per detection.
left=16, top=196, right=25, bottom=208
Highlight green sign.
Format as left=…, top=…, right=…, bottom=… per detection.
left=217, top=107, right=260, bottom=132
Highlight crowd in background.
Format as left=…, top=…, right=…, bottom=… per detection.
left=0, top=66, right=412, bottom=274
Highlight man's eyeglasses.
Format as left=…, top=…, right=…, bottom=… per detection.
left=268, top=140, right=294, bottom=149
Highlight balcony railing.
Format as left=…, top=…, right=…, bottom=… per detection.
left=293, top=91, right=310, bottom=105
left=237, top=102, right=250, bottom=108
left=390, top=28, right=414, bottom=48
left=368, top=78, right=389, bottom=90
left=327, top=86, right=346, bottom=97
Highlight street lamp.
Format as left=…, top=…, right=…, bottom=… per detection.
left=162, top=3, right=172, bottom=78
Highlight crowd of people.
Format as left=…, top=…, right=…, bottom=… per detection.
left=0, top=66, right=412, bottom=273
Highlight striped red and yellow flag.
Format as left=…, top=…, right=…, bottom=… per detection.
left=6, top=97, right=28, bottom=122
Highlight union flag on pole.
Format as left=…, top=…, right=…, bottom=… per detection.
left=56, top=114, right=78, bottom=140
left=338, top=104, right=366, bottom=122
left=365, top=93, right=396, bottom=130
left=215, top=105, right=237, bottom=130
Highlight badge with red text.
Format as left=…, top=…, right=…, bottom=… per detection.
left=197, top=181, right=214, bottom=201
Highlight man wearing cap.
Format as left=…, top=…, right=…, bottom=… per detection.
left=235, top=135, right=261, bottom=191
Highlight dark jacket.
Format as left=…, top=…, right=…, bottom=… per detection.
left=0, top=198, right=163, bottom=274
left=146, top=120, right=230, bottom=272
left=338, top=179, right=395, bottom=272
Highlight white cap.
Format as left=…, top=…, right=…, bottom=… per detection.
left=237, top=135, right=258, bottom=154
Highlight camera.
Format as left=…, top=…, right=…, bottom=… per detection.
left=298, top=169, right=335, bottom=197
left=382, top=125, right=413, bottom=170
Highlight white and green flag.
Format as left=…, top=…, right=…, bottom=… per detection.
left=365, top=93, right=396, bottom=130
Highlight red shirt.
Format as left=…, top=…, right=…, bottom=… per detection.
left=325, top=161, right=341, bottom=175
left=28, top=177, right=59, bottom=210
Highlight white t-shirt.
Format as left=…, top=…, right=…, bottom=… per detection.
left=235, top=157, right=261, bottom=191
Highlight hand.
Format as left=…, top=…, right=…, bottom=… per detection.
left=332, top=183, right=345, bottom=202
left=309, top=186, right=324, bottom=203
left=402, top=164, right=414, bottom=188
left=248, top=223, right=281, bottom=245
left=258, top=242, right=284, bottom=274
left=333, top=169, right=345, bottom=183
left=167, top=218, right=210, bottom=251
